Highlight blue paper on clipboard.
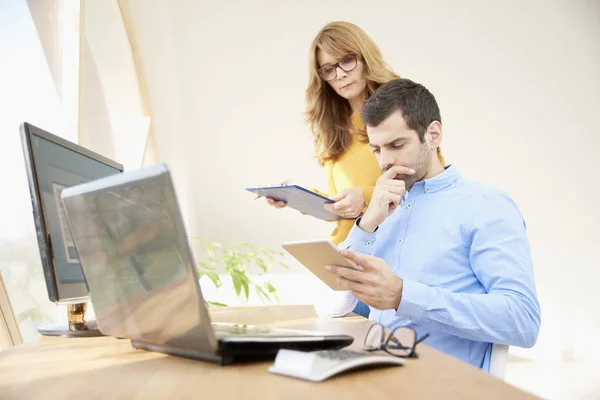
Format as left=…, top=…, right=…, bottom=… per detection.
left=246, top=184, right=351, bottom=221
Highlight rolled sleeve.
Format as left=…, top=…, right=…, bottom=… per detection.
left=340, top=218, right=377, bottom=254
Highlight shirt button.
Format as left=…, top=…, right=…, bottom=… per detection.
left=366, top=241, right=371, bottom=246
left=407, top=203, right=412, bottom=208
left=426, top=187, right=431, bottom=193
left=398, top=239, right=403, bottom=244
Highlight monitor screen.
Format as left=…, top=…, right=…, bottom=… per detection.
left=20, top=123, right=123, bottom=303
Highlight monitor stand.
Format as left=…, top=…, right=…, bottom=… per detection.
left=37, top=302, right=105, bottom=337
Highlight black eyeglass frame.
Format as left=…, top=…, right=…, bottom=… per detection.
left=362, top=323, right=430, bottom=358
left=317, top=53, right=358, bottom=81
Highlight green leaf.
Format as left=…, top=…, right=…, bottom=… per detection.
left=254, top=285, right=269, bottom=303
left=198, top=261, right=216, bottom=271
left=205, top=271, right=222, bottom=288
left=242, top=280, right=249, bottom=300
left=231, top=273, right=242, bottom=297
left=265, top=281, right=277, bottom=293
left=278, top=262, right=290, bottom=270
left=232, top=269, right=249, bottom=283
left=255, top=258, right=268, bottom=272
left=228, top=269, right=251, bottom=301
left=207, top=301, right=228, bottom=307
left=226, top=260, right=241, bottom=273
left=271, top=292, right=281, bottom=304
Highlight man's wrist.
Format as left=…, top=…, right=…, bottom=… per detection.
left=358, top=214, right=378, bottom=233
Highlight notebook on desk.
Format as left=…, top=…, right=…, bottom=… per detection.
left=60, top=164, right=354, bottom=365
left=246, top=184, right=351, bottom=221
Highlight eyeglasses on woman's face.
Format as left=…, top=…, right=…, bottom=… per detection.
left=318, top=53, right=358, bottom=81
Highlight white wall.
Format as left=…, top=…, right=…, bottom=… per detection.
left=79, top=0, right=148, bottom=171
left=101, top=0, right=600, bottom=362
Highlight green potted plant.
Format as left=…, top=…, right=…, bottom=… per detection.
left=191, top=238, right=289, bottom=307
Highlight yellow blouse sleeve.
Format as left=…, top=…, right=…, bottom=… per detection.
left=307, top=161, right=336, bottom=199
left=361, top=186, right=375, bottom=207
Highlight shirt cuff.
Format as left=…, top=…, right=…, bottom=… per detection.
left=313, top=291, right=357, bottom=318
left=343, top=218, right=377, bottom=254
left=395, top=279, right=429, bottom=323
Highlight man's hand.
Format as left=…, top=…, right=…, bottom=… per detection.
left=324, top=188, right=365, bottom=219
left=326, top=249, right=403, bottom=311
left=359, top=166, right=414, bottom=232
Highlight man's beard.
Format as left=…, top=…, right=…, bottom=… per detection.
left=385, top=142, right=431, bottom=191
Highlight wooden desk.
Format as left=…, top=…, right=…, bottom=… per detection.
left=0, top=305, right=538, bottom=399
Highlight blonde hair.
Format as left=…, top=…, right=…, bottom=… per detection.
left=305, top=21, right=400, bottom=166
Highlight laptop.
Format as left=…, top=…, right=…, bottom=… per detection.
left=60, top=163, right=353, bottom=364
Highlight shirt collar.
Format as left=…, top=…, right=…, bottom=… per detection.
left=410, top=164, right=461, bottom=194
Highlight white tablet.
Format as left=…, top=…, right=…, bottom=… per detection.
left=281, top=239, right=362, bottom=291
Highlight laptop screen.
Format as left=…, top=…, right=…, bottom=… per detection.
left=61, top=165, right=216, bottom=352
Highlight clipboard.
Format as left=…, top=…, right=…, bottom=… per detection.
left=246, top=183, right=352, bottom=221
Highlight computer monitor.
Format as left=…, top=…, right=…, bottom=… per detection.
left=19, top=122, right=123, bottom=337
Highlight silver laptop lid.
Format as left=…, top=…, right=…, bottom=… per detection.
left=61, top=163, right=218, bottom=355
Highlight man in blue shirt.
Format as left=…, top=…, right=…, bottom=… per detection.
left=324, top=78, right=541, bottom=370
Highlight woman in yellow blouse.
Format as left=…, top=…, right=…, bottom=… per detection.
left=269, top=22, right=445, bottom=317
left=269, top=21, right=445, bottom=246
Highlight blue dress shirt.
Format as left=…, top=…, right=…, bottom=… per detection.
left=340, top=165, right=541, bottom=370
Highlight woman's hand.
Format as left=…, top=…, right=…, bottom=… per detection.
left=266, top=198, right=287, bottom=209
left=324, top=188, right=365, bottom=218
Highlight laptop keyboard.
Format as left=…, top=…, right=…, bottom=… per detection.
left=211, top=323, right=319, bottom=338
left=212, top=323, right=274, bottom=337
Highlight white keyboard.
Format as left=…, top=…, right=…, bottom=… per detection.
left=268, top=349, right=406, bottom=382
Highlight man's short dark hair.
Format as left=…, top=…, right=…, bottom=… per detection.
left=361, top=78, right=441, bottom=141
